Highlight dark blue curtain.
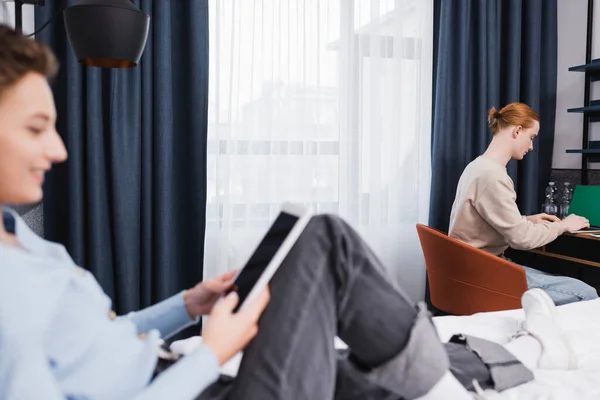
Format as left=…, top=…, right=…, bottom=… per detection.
left=36, top=1, right=209, bottom=314
left=429, top=0, right=558, bottom=231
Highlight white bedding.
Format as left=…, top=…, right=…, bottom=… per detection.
left=171, top=300, right=600, bottom=399
left=433, top=298, right=600, bottom=399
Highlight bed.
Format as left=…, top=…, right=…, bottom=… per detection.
left=433, top=298, right=600, bottom=399
left=171, top=299, right=600, bottom=399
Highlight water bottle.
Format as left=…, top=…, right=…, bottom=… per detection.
left=542, top=182, right=558, bottom=216
left=558, top=182, right=572, bottom=219
left=565, top=182, right=573, bottom=200
left=550, top=181, right=558, bottom=199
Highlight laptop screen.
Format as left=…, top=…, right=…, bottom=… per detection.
left=569, top=185, right=600, bottom=227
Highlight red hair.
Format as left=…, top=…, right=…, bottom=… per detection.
left=487, top=102, right=539, bottom=134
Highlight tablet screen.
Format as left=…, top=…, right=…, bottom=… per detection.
left=227, top=211, right=300, bottom=311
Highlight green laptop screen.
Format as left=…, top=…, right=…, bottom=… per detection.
left=569, top=185, right=600, bottom=226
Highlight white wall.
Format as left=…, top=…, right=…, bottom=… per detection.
left=0, top=1, right=36, bottom=35
left=554, top=0, right=600, bottom=169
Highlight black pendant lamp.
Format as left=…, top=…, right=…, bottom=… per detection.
left=63, top=0, right=150, bottom=68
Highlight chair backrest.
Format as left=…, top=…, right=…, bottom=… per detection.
left=416, top=224, right=528, bottom=315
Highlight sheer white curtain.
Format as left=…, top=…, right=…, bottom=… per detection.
left=205, top=0, right=433, bottom=301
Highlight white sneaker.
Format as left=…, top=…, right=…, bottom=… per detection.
left=522, top=287, right=557, bottom=321
left=520, top=288, right=577, bottom=370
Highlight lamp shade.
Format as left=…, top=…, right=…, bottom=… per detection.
left=63, top=0, right=150, bottom=68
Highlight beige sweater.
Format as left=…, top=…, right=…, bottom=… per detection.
left=448, top=156, right=564, bottom=255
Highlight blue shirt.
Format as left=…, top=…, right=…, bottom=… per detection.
left=0, top=208, right=220, bottom=399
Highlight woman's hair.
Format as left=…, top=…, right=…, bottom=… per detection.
left=0, top=24, right=58, bottom=100
left=487, top=102, right=539, bottom=134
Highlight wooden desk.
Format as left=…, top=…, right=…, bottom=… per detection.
left=531, top=232, right=600, bottom=268
left=506, top=232, right=600, bottom=287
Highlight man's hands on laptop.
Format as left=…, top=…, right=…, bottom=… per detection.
left=561, top=214, right=590, bottom=233
left=202, top=287, right=271, bottom=366
left=527, top=213, right=562, bottom=224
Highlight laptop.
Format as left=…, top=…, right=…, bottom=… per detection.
left=568, top=185, right=600, bottom=232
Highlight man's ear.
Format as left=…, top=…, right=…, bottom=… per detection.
left=513, top=126, right=522, bottom=138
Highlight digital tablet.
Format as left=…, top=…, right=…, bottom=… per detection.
left=224, top=202, right=313, bottom=312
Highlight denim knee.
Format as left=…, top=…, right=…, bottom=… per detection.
left=311, top=213, right=346, bottom=228
left=579, top=283, right=599, bottom=301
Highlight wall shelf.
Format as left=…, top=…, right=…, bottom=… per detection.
left=569, top=59, right=600, bottom=72
left=565, top=149, right=600, bottom=154
left=569, top=60, right=600, bottom=82
left=567, top=105, right=600, bottom=113
left=567, top=0, right=599, bottom=186
left=566, top=141, right=600, bottom=163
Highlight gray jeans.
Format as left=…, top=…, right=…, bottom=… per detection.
left=522, top=265, right=598, bottom=306
left=197, top=215, right=450, bottom=400
left=195, top=215, right=530, bottom=399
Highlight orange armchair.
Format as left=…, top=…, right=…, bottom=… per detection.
left=416, top=224, right=528, bottom=315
